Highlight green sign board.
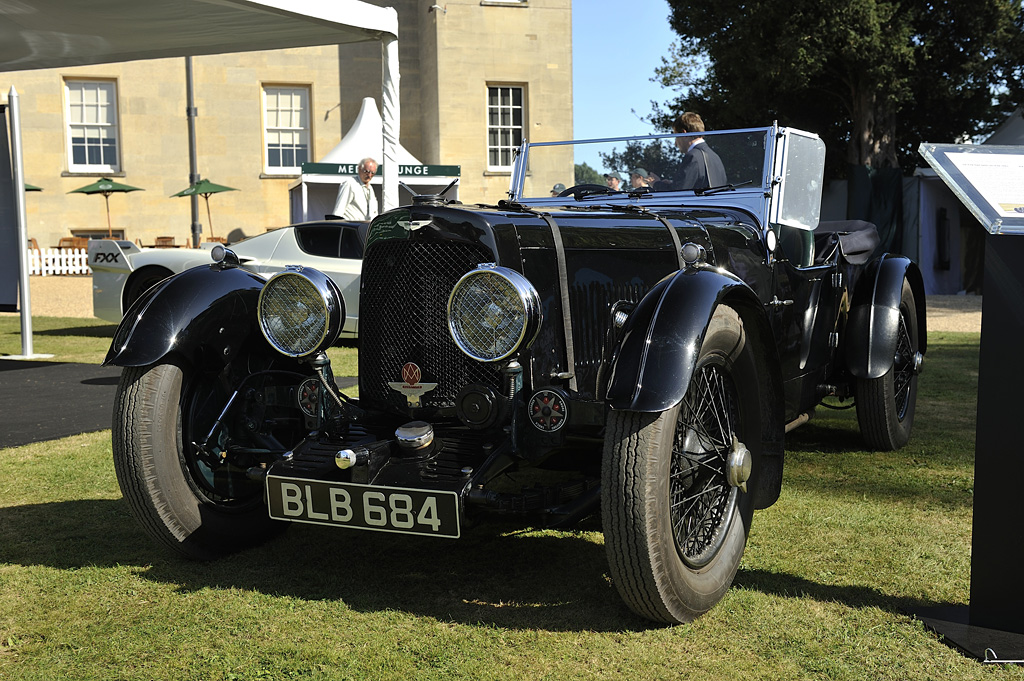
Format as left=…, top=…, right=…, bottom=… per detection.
left=301, top=163, right=460, bottom=177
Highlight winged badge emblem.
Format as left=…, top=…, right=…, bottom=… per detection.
left=388, top=362, right=437, bottom=407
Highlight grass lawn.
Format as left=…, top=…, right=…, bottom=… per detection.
left=0, top=316, right=119, bottom=365
left=1, top=330, right=1019, bottom=679
left=0, top=315, right=358, bottom=376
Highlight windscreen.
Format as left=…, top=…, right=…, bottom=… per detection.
left=773, top=131, right=826, bottom=231
left=517, top=129, right=770, bottom=201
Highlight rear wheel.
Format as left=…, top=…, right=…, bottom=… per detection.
left=112, top=362, right=280, bottom=560
left=855, top=279, right=921, bottom=450
left=602, top=305, right=758, bottom=623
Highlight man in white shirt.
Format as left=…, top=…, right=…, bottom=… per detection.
left=333, top=157, right=379, bottom=221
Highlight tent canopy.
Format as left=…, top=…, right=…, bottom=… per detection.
left=290, top=98, right=459, bottom=223
left=984, top=107, right=1024, bottom=146
left=1, top=0, right=402, bottom=213
left=322, top=97, right=420, bottom=166
left=1, top=0, right=401, bottom=352
left=0, top=0, right=397, bottom=71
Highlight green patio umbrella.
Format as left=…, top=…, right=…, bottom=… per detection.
left=25, top=183, right=42, bottom=191
left=171, top=178, right=238, bottom=241
left=68, top=177, right=144, bottom=238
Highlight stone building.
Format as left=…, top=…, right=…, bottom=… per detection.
left=2, top=0, right=572, bottom=248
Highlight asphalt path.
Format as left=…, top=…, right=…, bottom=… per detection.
left=0, top=360, right=356, bottom=449
left=0, top=360, right=123, bottom=448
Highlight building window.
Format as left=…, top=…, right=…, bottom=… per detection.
left=487, top=85, right=524, bottom=171
left=65, top=80, right=120, bottom=173
left=263, top=85, right=310, bottom=175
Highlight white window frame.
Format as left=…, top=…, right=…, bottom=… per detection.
left=487, top=85, right=525, bottom=172
left=64, top=79, right=121, bottom=174
left=262, top=85, right=311, bottom=175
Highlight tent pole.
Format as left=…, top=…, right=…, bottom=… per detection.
left=381, top=36, right=400, bottom=212
left=8, top=87, right=50, bottom=359
left=11, top=88, right=32, bottom=355
left=186, top=57, right=201, bottom=247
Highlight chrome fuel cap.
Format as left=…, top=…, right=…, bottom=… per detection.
left=395, top=421, right=434, bottom=451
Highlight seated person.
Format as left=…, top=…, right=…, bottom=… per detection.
left=670, top=112, right=727, bottom=191
left=629, top=168, right=651, bottom=190
left=604, top=171, right=624, bottom=191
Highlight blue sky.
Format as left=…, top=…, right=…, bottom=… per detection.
left=572, top=1, right=678, bottom=141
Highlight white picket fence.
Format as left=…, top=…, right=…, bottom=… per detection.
left=26, top=248, right=92, bottom=276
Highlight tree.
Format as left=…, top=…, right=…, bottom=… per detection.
left=574, top=162, right=605, bottom=186
left=653, top=0, right=1024, bottom=176
left=598, top=140, right=683, bottom=187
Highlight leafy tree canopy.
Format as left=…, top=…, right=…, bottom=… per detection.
left=651, top=0, right=1024, bottom=176
left=597, top=140, right=683, bottom=189
left=574, top=162, right=605, bottom=186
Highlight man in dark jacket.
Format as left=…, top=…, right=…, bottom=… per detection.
left=671, top=112, right=727, bottom=191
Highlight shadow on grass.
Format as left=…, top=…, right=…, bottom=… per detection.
left=776, top=334, right=980, bottom=511
left=0, top=498, right=647, bottom=632
left=30, top=324, right=119, bottom=338
left=0, top=497, right=955, bottom=632
left=782, top=423, right=976, bottom=510
left=733, top=567, right=956, bottom=615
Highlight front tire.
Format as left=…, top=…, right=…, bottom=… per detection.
left=112, top=362, right=280, bottom=560
left=855, top=279, right=921, bottom=450
left=602, top=305, right=758, bottom=623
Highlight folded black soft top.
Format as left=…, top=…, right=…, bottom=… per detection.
left=815, top=220, right=880, bottom=265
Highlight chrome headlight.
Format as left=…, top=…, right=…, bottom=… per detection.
left=258, top=267, right=344, bottom=358
left=448, top=264, right=541, bottom=362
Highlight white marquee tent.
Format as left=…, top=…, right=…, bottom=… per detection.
left=0, top=0, right=401, bottom=210
left=0, top=0, right=400, bottom=355
left=290, top=97, right=460, bottom=222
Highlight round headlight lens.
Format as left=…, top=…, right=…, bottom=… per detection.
left=258, top=267, right=344, bottom=358
left=448, top=264, right=541, bottom=362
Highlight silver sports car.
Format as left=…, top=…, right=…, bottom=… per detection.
left=88, top=220, right=365, bottom=337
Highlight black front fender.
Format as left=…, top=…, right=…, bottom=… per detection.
left=103, top=264, right=267, bottom=368
left=846, top=255, right=926, bottom=380
left=605, top=266, right=785, bottom=509
left=605, top=267, right=767, bottom=413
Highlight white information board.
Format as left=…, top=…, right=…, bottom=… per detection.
left=919, top=143, right=1024, bottom=235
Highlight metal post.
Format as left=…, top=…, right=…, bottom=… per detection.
left=3, top=88, right=51, bottom=360
left=10, top=88, right=32, bottom=356
left=186, top=57, right=201, bottom=247
left=381, top=37, right=400, bottom=212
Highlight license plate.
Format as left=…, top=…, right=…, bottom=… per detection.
left=266, top=475, right=461, bottom=538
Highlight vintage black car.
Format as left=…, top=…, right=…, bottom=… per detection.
left=105, top=125, right=925, bottom=624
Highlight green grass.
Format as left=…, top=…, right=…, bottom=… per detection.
left=0, top=316, right=118, bottom=365
left=1, top=331, right=1020, bottom=679
left=0, top=316, right=358, bottom=376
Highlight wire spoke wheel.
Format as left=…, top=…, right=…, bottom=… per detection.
left=671, top=361, right=740, bottom=568
left=179, top=371, right=264, bottom=506
left=892, top=311, right=915, bottom=419
left=855, top=278, right=921, bottom=450
left=602, top=304, right=759, bottom=624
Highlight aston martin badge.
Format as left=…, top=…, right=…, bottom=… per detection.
left=388, top=362, right=437, bottom=408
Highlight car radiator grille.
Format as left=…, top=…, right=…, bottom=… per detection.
left=569, top=281, right=648, bottom=369
left=360, top=239, right=502, bottom=411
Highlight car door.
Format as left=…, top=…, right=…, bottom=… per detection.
left=262, top=222, right=363, bottom=336
left=771, top=235, right=840, bottom=418
left=766, top=129, right=833, bottom=418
